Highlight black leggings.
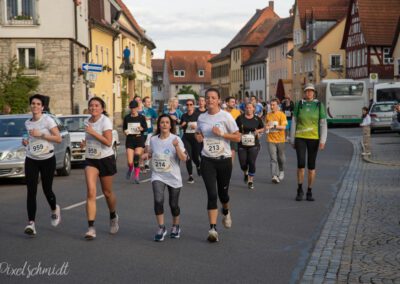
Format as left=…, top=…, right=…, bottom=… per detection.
left=295, top=138, right=319, bottom=170
left=183, top=134, right=200, bottom=175
left=25, top=156, right=57, bottom=221
left=201, top=157, right=232, bottom=210
left=238, top=145, right=260, bottom=176
left=152, top=180, right=181, bottom=217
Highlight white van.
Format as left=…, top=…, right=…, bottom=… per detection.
left=373, top=82, right=400, bottom=103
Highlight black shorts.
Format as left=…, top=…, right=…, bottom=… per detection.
left=85, top=155, right=117, bottom=177
left=126, top=136, right=145, bottom=149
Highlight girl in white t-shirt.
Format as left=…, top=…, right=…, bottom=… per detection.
left=81, top=97, right=118, bottom=240
left=23, top=94, right=62, bottom=236
left=149, top=114, right=187, bottom=241
left=360, top=106, right=371, bottom=155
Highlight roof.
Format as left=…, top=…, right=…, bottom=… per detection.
left=210, top=4, right=279, bottom=62
left=296, top=0, right=350, bottom=29
left=165, top=51, right=213, bottom=84
left=391, top=17, right=400, bottom=57
left=115, top=0, right=156, bottom=49
left=151, top=59, right=164, bottom=73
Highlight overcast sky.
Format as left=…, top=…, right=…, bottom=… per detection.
left=125, top=0, right=293, bottom=58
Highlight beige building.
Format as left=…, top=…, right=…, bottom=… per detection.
left=292, top=0, right=349, bottom=100
left=210, top=48, right=231, bottom=99
left=392, top=18, right=400, bottom=80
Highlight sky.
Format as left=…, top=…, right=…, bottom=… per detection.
left=125, top=0, right=293, bottom=58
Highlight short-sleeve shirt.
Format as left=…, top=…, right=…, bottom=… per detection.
left=84, top=114, right=114, bottom=159
left=197, top=110, right=239, bottom=158
left=226, top=108, right=241, bottom=120
left=150, top=133, right=185, bottom=188
left=143, top=107, right=158, bottom=134
left=25, top=114, right=57, bottom=160
left=293, top=100, right=326, bottom=140
left=266, top=111, right=287, bottom=143
left=123, top=114, right=148, bottom=143
left=236, top=115, right=264, bottom=147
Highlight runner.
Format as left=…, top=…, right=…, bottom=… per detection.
left=164, top=97, right=183, bottom=136
left=266, top=98, right=288, bottom=184
left=23, top=94, right=62, bottom=236
left=149, top=114, right=187, bottom=241
left=250, top=95, right=264, bottom=118
left=142, top=96, right=158, bottom=171
left=281, top=96, right=294, bottom=140
left=197, top=96, right=207, bottom=113
left=290, top=83, right=328, bottom=202
left=195, top=88, right=240, bottom=243
left=360, top=106, right=371, bottom=155
left=225, top=96, right=241, bottom=163
left=235, top=102, right=264, bottom=190
left=123, top=100, right=148, bottom=184
left=82, top=97, right=119, bottom=240
left=180, top=98, right=201, bottom=183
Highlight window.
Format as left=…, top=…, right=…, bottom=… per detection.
left=383, top=48, right=393, bottom=64
left=173, top=70, right=185, bottom=77
left=17, top=47, right=35, bottom=69
left=6, top=0, right=36, bottom=22
left=198, top=70, right=204, bottom=77
left=330, top=55, right=342, bottom=70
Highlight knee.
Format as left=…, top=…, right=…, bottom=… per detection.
left=170, top=205, right=180, bottom=217
left=154, top=200, right=164, bottom=215
left=103, top=189, right=113, bottom=199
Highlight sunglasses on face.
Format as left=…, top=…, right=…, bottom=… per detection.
left=186, top=104, right=193, bottom=106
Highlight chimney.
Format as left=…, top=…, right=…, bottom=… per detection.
left=269, top=1, right=274, bottom=11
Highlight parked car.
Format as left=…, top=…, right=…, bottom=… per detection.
left=369, top=101, right=397, bottom=133
left=0, top=114, right=72, bottom=179
left=58, top=115, right=120, bottom=163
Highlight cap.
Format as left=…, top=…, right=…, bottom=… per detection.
left=304, top=83, right=315, bottom=92
left=129, top=100, right=138, bottom=108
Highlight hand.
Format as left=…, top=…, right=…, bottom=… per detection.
left=212, top=126, right=223, bottom=137
left=195, top=131, right=204, bottom=143
left=181, top=121, right=187, bottom=127
left=319, top=143, right=325, bottom=150
left=172, top=138, right=179, bottom=147
left=190, top=123, right=196, bottom=130
left=85, top=124, right=95, bottom=135
left=29, top=129, right=42, bottom=138
left=170, top=115, right=177, bottom=121
left=124, top=129, right=129, bottom=136
left=138, top=126, right=143, bottom=132
left=80, top=139, right=86, bottom=149
left=22, top=139, right=29, bottom=146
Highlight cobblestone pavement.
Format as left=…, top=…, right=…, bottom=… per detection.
left=300, top=129, right=400, bottom=283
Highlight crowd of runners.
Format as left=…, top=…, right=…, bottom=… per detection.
left=22, top=83, right=327, bottom=243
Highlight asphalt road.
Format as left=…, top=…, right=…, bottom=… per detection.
left=0, top=130, right=354, bottom=283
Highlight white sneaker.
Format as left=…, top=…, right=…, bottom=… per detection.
left=207, top=228, right=219, bottom=243
left=222, top=211, right=232, bottom=229
left=51, top=205, right=61, bottom=227
left=85, top=226, right=96, bottom=240
left=279, top=171, right=285, bottom=181
left=24, top=221, right=36, bottom=236
left=272, top=176, right=280, bottom=184
left=110, top=215, right=119, bottom=234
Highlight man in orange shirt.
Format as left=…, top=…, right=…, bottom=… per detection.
left=265, top=98, right=287, bottom=184
left=225, top=96, right=241, bottom=163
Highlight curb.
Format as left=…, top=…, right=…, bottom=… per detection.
left=360, top=141, right=400, bottom=167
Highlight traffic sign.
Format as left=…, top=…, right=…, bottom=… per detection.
left=369, top=73, right=378, bottom=83
left=82, top=63, right=102, bottom=73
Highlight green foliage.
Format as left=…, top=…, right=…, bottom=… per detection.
left=0, top=57, right=40, bottom=113
left=178, top=85, right=199, bottom=100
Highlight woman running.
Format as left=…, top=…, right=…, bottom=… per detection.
left=82, top=97, right=119, bottom=240
left=181, top=99, right=201, bottom=183
left=149, top=114, right=187, bottom=241
left=23, top=94, right=62, bottom=236
left=195, top=88, right=240, bottom=243
left=164, top=97, right=183, bottom=136
left=123, top=100, right=148, bottom=183
left=197, top=96, right=207, bottom=113
left=235, top=103, right=264, bottom=190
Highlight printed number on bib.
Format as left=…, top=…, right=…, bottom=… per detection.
left=186, top=122, right=197, bottom=134
left=203, top=138, right=224, bottom=157
left=242, top=134, right=255, bottom=146
left=86, top=140, right=102, bottom=159
left=152, top=154, right=171, bottom=172
left=128, top=123, right=140, bottom=135
left=29, top=139, right=49, bottom=156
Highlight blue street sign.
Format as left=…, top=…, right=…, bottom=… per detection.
left=82, top=63, right=103, bottom=73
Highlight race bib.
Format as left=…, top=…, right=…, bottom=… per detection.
left=152, top=153, right=172, bottom=172
left=242, top=134, right=255, bottom=146
left=203, top=138, right=224, bottom=157
left=86, top=140, right=102, bottom=159
left=186, top=122, right=197, bottom=134
left=175, top=125, right=180, bottom=135
left=146, top=119, right=152, bottom=129
left=285, top=111, right=291, bottom=117
left=128, top=123, right=140, bottom=135
left=29, top=139, right=50, bottom=156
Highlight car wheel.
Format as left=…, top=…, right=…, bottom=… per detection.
left=56, top=150, right=71, bottom=176
left=113, top=143, right=118, bottom=161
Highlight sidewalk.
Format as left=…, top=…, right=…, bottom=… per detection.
left=300, top=131, right=400, bottom=283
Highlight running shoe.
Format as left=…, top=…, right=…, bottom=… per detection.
left=133, top=177, right=140, bottom=184
left=279, top=171, right=285, bottom=181
left=295, top=189, right=304, bottom=201
left=24, top=221, right=36, bottom=236
left=248, top=182, right=254, bottom=190
left=222, top=211, right=232, bottom=229
left=272, top=176, right=280, bottom=184
left=154, top=226, right=167, bottom=242
left=126, top=169, right=133, bottom=180
left=244, top=173, right=248, bottom=184
left=144, top=165, right=150, bottom=172
left=196, top=166, right=201, bottom=176
left=110, top=214, right=119, bottom=234
left=306, top=192, right=315, bottom=201
left=51, top=204, right=61, bottom=227
left=187, top=176, right=194, bottom=184
left=207, top=228, right=219, bottom=243
left=170, top=225, right=181, bottom=239
left=84, top=226, right=96, bottom=240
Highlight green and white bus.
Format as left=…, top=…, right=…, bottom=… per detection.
left=315, top=79, right=368, bottom=125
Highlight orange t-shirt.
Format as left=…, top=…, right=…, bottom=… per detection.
left=265, top=111, right=287, bottom=143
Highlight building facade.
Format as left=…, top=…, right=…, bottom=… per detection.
left=151, top=59, right=164, bottom=103
left=391, top=18, right=400, bottom=80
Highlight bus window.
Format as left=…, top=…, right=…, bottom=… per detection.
left=330, top=83, right=364, bottom=96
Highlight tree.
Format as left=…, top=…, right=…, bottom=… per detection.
left=0, top=57, right=40, bottom=113
left=178, top=85, right=199, bottom=100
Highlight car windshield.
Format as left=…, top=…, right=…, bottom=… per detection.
left=0, top=118, right=27, bottom=137
left=371, top=104, right=395, bottom=113
left=59, top=117, right=87, bottom=132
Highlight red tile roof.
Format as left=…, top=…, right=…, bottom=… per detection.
left=151, top=59, right=164, bottom=73
left=165, top=51, right=213, bottom=84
